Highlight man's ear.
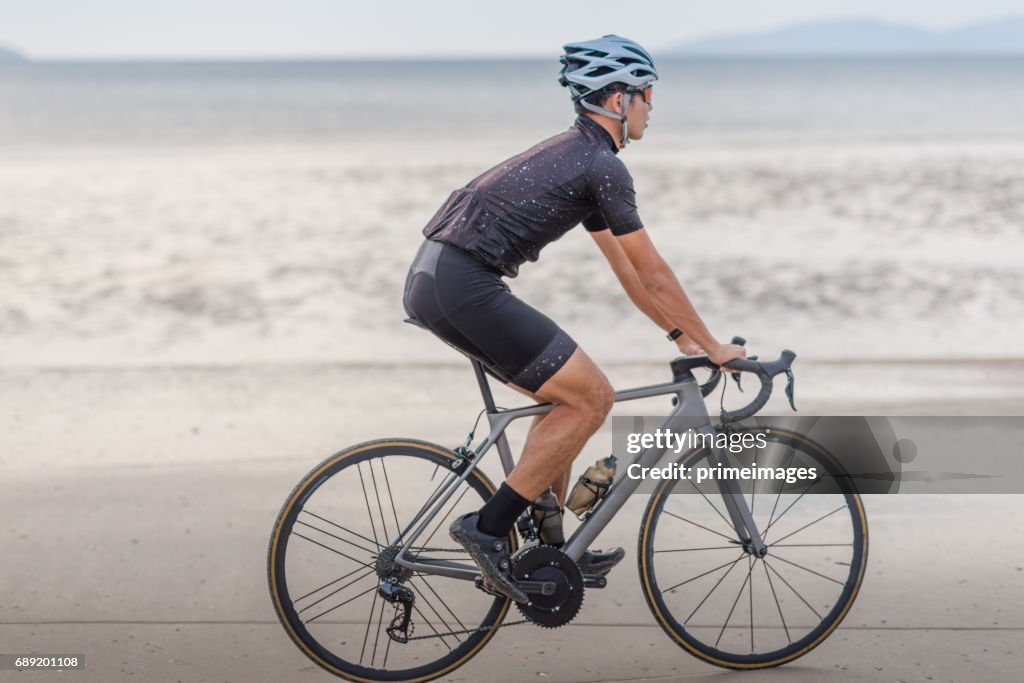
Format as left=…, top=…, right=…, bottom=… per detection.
left=608, top=92, right=625, bottom=115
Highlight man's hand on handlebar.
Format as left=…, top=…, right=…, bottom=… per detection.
left=674, top=334, right=703, bottom=357
left=708, top=343, right=747, bottom=371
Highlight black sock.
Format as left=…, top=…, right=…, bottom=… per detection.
left=477, top=483, right=531, bottom=537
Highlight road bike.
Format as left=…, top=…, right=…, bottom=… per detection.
left=268, top=337, right=868, bottom=681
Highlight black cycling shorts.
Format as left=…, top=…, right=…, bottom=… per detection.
left=403, top=239, right=578, bottom=393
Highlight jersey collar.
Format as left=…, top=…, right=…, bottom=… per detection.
left=575, top=115, right=619, bottom=154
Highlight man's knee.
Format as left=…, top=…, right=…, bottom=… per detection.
left=576, top=378, right=614, bottom=430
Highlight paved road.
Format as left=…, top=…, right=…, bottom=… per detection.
left=2, top=363, right=1022, bottom=681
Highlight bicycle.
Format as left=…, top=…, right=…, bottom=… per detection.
left=267, top=336, right=868, bottom=681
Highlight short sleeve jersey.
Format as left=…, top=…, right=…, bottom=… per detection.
left=422, top=116, right=643, bottom=277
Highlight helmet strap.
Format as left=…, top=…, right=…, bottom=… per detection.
left=619, top=92, right=632, bottom=147
left=577, top=92, right=632, bottom=148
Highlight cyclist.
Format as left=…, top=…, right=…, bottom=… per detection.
left=403, top=35, right=746, bottom=603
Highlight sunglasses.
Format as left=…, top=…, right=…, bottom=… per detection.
left=624, top=84, right=654, bottom=104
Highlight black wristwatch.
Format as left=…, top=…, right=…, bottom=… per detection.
left=666, top=328, right=683, bottom=342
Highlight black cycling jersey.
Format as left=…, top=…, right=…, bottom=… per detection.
left=422, top=115, right=643, bottom=277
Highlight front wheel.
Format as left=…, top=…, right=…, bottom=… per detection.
left=268, top=439, right=513, bottom=682
left=638, top=428, right=868, bottom=669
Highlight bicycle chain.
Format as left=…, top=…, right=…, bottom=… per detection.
left=388, top=551, right=530, bottom=642
left=397, top=614, right=530, bottom=642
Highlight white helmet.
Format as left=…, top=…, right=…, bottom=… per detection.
left=558, top=35, right=658, bottom=145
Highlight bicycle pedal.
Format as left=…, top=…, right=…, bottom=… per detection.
left=473, top=576, right=504, bottom=598
left=582, top=575, right=607, bottom=589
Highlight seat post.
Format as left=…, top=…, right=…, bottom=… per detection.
left=470, top=360, right=498, bottom=413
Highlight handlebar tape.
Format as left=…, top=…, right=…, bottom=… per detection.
left=718, top=350, right=797, bottom=422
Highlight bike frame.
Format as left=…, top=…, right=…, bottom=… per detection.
left=394, top=359, right=767, bottom=581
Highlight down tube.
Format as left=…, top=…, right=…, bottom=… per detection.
left=561, top=380, right=712, bottom=562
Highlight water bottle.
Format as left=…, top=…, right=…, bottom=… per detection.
left=530, top=489, right=564, bottom=546
left=566, top=455, right=617, bottom=519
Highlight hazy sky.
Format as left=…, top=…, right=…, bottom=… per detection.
left=3, top=0, right=1024, bottom=59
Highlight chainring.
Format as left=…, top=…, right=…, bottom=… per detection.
left=512, top=545, right=584, bottom=628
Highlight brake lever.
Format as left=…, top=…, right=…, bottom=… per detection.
left=785, top=368, right=797, bottom=411
left=729, top=355, right=757, bottom=392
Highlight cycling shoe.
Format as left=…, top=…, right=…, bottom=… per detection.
left=577, top=547, right=625, bottom=576
left=449, top=512, right=528, bottom=604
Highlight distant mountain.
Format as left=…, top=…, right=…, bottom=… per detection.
left=0, top=44, right=27, bottom=62
left=669, top=16, right=1024, bottom=55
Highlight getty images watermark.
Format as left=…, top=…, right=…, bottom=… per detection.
left=623, top=426, right=818, bottom=485
left=611, top=416, right=1024, bottom=495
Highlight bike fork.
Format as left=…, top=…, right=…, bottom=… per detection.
left=712, top=450, right=767, bottom=557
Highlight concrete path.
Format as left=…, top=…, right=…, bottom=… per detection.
left=2, top=362, right=1022, bottom=682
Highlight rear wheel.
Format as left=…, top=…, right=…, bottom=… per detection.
left=268, top=439, right=513, bottom=682
left=639, top=428, right=868, bottom=668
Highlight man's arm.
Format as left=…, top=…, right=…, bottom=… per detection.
left=603, top=228, right=745, bottom=366
left=590, top=228, right=676, bottom=332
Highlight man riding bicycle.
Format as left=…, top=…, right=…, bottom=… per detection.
left=403, top=35, right=746, bottom=603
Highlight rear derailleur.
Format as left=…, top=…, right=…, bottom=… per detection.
left=378, top=580, right=415, bottom=643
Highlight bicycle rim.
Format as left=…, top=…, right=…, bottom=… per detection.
left=268, top=439, right=513, bottom=682
left=639, top=428, right=868, bottom=668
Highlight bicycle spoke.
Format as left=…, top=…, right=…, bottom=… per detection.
left=308, top=584, right=378, bottom=625
left=359, top=592, right=377, bottom=665
left=420, top=486, right=471, bottom=549
left=663, top=509, right=738, bottom=543
left=381, top=459, right=402, bottom=544
left=370, top=591, right=387, bottom=668
left=358, top=463, right=383, bottom=549
left=382, top=615, right=393, bottom=669
left=413, top=575, right=469, bottom=632
left=762, top=559, right=791, bottom=642
left=369, top=459, right=392, bottom=544
left=685, top=477, right=735, bottom=533
left=750, top=450, right=758, bottom=525
left=748, top=555, right=755, bottom=652
left=663, top=554, right=745, bottom=595
left=684, top=555, right=743, bottom=625
left=296, top=519, right=378, bottom=556
left=395, top=474, right=451, bottom=545
left=410, top=579, right=465, bottom=646
left=292, top=532, right=376, bottom=570
left=770, top=543, right=853, bottom=548
left=763, top=561, right=823, bottom=620
left=714, top=557, right=754, bottom=648
left=768, top=552, right=845, bottom=586
left=301, top=510, right=383, bottom=550
left=296, top=568, right=375, bottom=612
left=654, top=546, right=738, bottom=553
left=762, top=447, right=800, bottom=538
left=412, top=604, right=455, bottom=651
left=768, top=505, right=848, bottom=547
left=762, top=477, right=824, bottom=542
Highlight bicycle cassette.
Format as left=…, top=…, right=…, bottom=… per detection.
left=512, top=545, right=583, bottom=628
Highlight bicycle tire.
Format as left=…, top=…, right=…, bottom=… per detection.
left=268, top=439, right=513, bottom=682
left=638, top=427, right=868, bottom=669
